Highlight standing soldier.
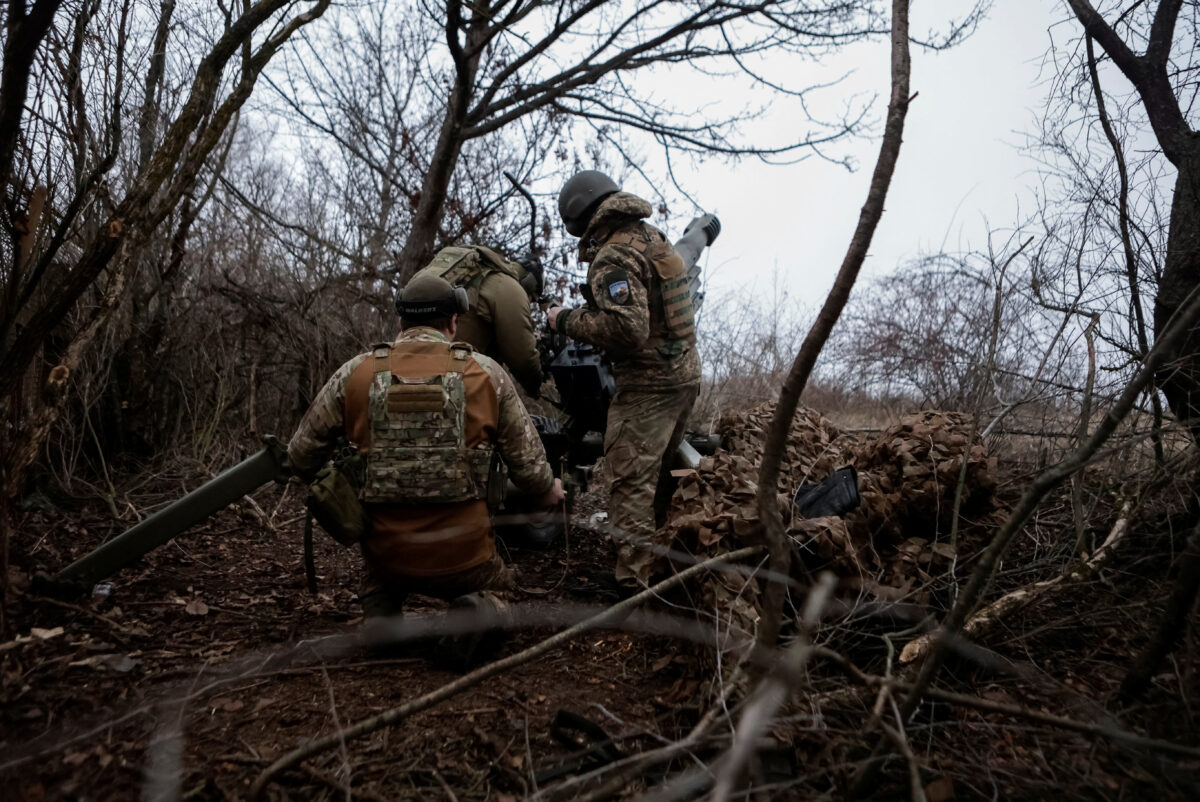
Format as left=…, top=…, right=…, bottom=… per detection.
left=288, top=272, right=564, bottom=624
left=548, top=171, right=709, bottom=588
left=411, top=245, right=545, bottom=398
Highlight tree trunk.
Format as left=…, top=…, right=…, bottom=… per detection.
left=1155, top=157, right=1200, bottom=445
left=392, top=106, right=471, bottom=282
left=1119, top=519, right=1200, bottom=700
left=392, top=7, right=486, bottom=283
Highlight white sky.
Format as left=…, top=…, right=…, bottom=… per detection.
left=628, top=0, right=1068, bottom=311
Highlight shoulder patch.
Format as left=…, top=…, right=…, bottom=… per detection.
left=604, top=269, right=632, bottom=306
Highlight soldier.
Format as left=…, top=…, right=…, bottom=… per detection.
left=288, top=272, right=564, bottom=622
left=411, top=245, right=545, bottom=398
left=548, top=171, right=703, bottom=588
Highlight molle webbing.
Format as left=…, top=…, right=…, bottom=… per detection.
left=660, top=278, right=695, bottom=340
left=428, top=247, right=486, bottom=292
left=360, top=342, right=493, bottom=504
left=427, top=246, right=521, bottom=307
left=607, top=228, right=696, bottom=343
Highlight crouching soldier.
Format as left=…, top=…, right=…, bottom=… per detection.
left=411, top=245, right=546, bottom=398
left=288, top=272, right=564, bottom=655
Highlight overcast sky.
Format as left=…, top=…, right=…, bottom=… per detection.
left=628, top=0, right=1070, bottom=312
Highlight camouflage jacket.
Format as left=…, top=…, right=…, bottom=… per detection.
left=288, top=328, right=552, bottom=494
left=558, top=192, right=701, bottom=391
left=412, top=247, right=543, bottom=397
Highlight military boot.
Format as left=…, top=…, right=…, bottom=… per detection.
left=430, top=591, right=513, bottom=672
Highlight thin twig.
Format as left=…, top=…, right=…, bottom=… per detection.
left=250, top=546, right=762, bottom=799
left=755, top=0, right=912, bottom=651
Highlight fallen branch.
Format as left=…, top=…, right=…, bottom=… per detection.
left=711, top=573, right=836, bottom=802
left=899, top=500, right=1133, bottom=664
left=250, top=546, right=763, bottom=799
left=532, top=666, right=750, bottom=802
left=900, top=680, right=1200, bottom=761
left=819, top=650, right=1200, bottom=762
left=880, top=719, right=926, bottom=802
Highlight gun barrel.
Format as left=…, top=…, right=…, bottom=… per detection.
left=52, top=438, right=290, bottom=592
left=674, top=213, right=720, bottom=313
left=673, top=213, right=721, bottom=273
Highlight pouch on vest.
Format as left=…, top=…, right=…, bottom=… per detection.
left=307, top=454, right=365, bottom=547
left=607, top=230, right=695, bottom=342
left=646, top=240, right=695, bottom=341
left=486, top=452, right=509, bottom=511
left=361, top=343, right=494, bottom=504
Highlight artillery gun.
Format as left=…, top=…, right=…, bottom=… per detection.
left=48, top=213, right=724, bottom=594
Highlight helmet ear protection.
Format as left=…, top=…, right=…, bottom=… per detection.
left=394, top=278, right=470, bottom=318
left=516, top=258, right=544, bottom=299
left=518, top=272, right=539, bottom=299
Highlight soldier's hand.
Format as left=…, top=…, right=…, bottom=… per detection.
left=538, top=478, right=566, bottom=508
left=547, top=306, right=565, bottom=331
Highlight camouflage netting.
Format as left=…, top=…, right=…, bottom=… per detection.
left=659, top=404, right=997, bottom=645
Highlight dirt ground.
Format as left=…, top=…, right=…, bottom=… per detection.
left=1, top=463, right=1198, bottom=801
left=1, top=479, right=715, bottom=801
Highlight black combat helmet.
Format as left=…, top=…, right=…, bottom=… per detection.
left=395, top=271, right=469, bottom=320
left=558, top=170, right=619, bottom=237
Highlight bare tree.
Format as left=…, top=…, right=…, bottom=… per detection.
left=1063, top=0, right=1200, bottom=446
left=0, top=0, right=333, bottom=625
left=319, top=0, right=949, bottom=282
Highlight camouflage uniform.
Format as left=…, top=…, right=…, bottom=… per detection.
left=555, top=193, right=701, bottom=584
left=412, top=247, right=543, bottom=397
left=288, top=327, right=553, bottom=614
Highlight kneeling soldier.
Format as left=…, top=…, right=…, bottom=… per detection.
left=288, top=272, right=564, bottom=629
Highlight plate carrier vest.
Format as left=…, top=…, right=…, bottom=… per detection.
left=425, top=246, right=523, bottom=314
left=359, top=341, right=494, bottom=504
left=606, top=227, right=696, bottom=347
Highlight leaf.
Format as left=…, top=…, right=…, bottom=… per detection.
left=185, top=599, right=209, bottom=616
left=930, top=542, right=956, bottom=559
left=98, top=654, right=139, bottom=673
left=63, top=751, right=89, bottom=767
left=30, top=626, right=63, bottom=640
left=924, top=775, right=955, bottom=802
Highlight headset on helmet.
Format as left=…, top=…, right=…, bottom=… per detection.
left=517, top=257, right=544, bottom=298
left=394, top=272, right=469, bottom=319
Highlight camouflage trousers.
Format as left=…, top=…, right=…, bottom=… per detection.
left=359, top=551, right=515, bottom=619
left=603, top=383, right=699, bottom=584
